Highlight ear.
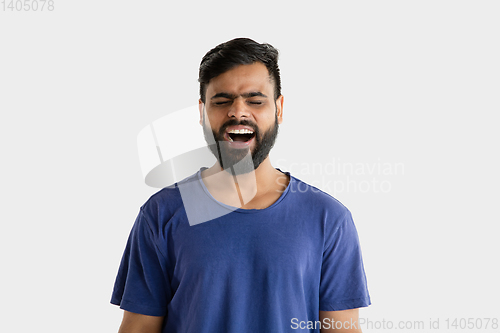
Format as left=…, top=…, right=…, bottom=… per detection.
left=275, top=95, right=284, bottom=124
left=198, top=99, right=204, bottom=126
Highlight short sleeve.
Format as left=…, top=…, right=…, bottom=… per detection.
left=319, top=210, right=371, bottom=311
left=110, top=209, right=171, bottom=316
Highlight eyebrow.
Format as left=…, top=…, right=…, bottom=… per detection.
left=210, top=91, right=268, bottom=100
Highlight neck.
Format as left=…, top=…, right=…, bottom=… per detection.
left=201, top=156, right=289, bottom=209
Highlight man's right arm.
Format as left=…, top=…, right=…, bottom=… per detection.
left=118, top=310, right=165, bottom=333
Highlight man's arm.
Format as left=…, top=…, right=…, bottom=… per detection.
left=117, top=310, right=165, bottom=333
left=320, top=309, right=362, bottom=333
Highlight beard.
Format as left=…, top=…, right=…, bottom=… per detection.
left=203, top=113, right=279, bottom=175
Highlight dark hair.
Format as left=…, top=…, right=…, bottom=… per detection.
left=198, top=38, right=281, bottom=103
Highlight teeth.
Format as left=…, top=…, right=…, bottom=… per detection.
left=228, top=129, right=254, bottom=134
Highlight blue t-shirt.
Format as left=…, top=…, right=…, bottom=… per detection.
left=111, top=169, right=370, bottom=332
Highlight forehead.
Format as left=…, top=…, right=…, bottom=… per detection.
left=206, top=62, right=273, bottom=96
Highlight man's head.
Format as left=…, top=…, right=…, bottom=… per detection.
left=198, top=38, right=284, bottom=174
left=198, top=38, right=281, bottom=104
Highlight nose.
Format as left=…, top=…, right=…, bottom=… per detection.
left=227, top=97, right=249, bottom=119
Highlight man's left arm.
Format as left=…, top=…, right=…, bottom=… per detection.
left=320, top=309, right=362, bottom=333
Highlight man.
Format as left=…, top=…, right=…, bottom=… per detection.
left=111, top=38, right=370, bottom=333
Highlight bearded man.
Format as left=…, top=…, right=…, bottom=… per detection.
left=111, top=38, right=371, bottom=333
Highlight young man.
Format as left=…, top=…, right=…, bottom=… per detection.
left=111, top=38, right=370, bottom=333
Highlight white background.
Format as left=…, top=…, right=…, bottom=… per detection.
left=1, top=1, right=499, bottom=332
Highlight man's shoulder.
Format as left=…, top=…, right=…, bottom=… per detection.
left=288, top=174, right=349, bottom=216
left=139, top=171, right=199, bottom=222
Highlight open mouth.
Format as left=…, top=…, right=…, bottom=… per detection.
left=225, top=129, right=256, bottom=143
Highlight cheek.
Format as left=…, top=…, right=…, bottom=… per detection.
left=257, top=112, right=277, bottom=127
left=203, top=112, right=220, bottom=129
